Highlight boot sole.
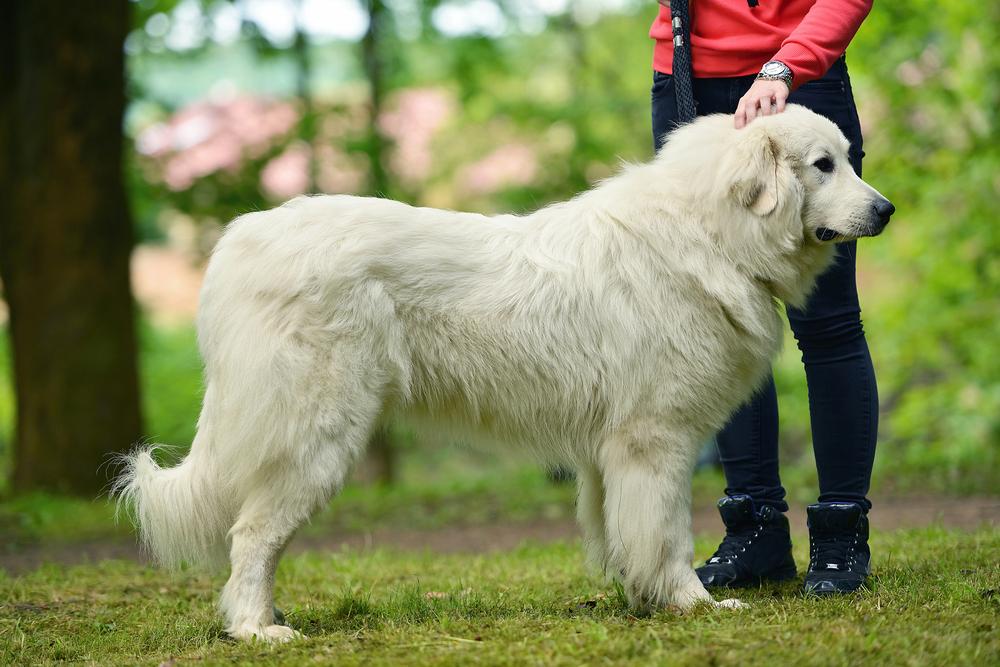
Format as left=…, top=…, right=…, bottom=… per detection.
left=702, top=564, right=798, bottom=589
left=803, top=578, right=868, bottom=596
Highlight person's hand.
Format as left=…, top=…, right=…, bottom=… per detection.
left=734, top=79, right=790, bottom=129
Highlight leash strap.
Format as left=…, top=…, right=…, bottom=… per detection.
left=669, top=0, right=697, bottom=122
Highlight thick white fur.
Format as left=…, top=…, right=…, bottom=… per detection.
left=114, top=106, right=889, bottom=642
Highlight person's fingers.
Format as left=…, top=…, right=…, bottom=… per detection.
left=772, top=85, right=788, bottom=113
left=774, top=88, right=788, bottom=113
left=736, top=83, right=790, bottom=126
left=739, top=103, right=753, bottom=128
left=734, top=99, right=747, bottom=129
left=758, top=94, right=773, bottom=116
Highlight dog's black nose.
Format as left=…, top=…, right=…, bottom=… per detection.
left=873, top=198, right=895, bottom=225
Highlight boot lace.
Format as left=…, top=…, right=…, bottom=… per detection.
left=706, top=524, right=763, bottom=564
left=809, top=532, right=859, bottom=572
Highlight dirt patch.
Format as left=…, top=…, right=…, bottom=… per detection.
left=2, top=495, right=996, bottom=575
left=295, top=495, right=1000, bottom=556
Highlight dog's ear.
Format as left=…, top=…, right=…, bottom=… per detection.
left=728, top=127, right=785, bottom=217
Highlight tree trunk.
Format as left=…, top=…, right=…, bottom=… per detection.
left=0, top=1, right=143, bottom=495
left=366, top=423, right=397, bottom=486
left=292, top=0, right=317, bottom=193
left=362, top=0, right=390, bottom=197
left=360, top=0, right=396, bottom=483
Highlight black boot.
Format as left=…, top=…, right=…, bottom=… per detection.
left=804, top=502, right=871, bottom=595
left=696, top=495, right=797, bottom=588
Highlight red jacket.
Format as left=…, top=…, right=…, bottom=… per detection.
left=650, top=0, right=873, bottom=87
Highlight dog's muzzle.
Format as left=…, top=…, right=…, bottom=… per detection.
left=817, top=197, right=895, bottom=241
left=863, top=197, right=895, bottom=237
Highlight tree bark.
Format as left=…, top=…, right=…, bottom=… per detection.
left=0, top=1, right=143, bottom=494
left=292, top=0, right=318, bottom=193
left=360, top=0, right=397, bottom=484
left=362, top=0, right=390, bottom=197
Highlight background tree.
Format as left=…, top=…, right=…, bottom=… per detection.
left=362, top=0, right=392, bottom=198
left=0, top=0, right=143, bottom=494
left=361, top=0, right=398, bottom=484
left=292, top=0, right=318, bottom=193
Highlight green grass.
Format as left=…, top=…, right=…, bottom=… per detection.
left=1, top=527, right=997, bottom=665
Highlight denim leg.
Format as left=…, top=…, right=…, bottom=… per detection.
left=715, top=75, right=790, bottom=509
left=717, top=378, right=788, bottom=511
left=719, top=61, right=878, bottom=511
left=786, top=244, right=878, bottom=510
left=786, top=58, right=878, bottom=510
left=652, top=71, right=786, bottom=509
left=651, top=61, right=878, bottom=511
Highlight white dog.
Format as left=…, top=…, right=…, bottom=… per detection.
left=115, top=105, right=893, bottom=642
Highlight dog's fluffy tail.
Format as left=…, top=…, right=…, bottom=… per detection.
left=112, top=431, right=232, bottom=569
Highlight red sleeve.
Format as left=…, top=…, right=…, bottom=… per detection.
left=772, top=0, right=873, bottom=87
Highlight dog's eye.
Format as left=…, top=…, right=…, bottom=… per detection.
left=813, top=157, right=834, bottom=173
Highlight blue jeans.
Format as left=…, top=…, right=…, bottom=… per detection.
left=651, top=57, right=878, bottom=511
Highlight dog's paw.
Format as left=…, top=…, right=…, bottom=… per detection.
left=230, top=623, right=304, bottom=643
left=714, top=598, right=748, bottom=609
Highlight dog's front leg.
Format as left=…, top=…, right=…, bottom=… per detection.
left=599, top=425, right=741, bottom=612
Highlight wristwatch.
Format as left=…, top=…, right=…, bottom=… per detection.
left=757, top=60, right=793, bottom=90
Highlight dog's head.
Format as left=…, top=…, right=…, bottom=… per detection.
left=723, top=105, right=894, bottom=244
left=653, top=105, right=893, bottom=305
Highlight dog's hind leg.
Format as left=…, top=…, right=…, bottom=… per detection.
left=576, top=463, right=609, bottom=576
left=599, top=422, right=737, bottom=612
left=221, top=488, right=311, bottom=643
left=220, top=402, right=380, bottom=643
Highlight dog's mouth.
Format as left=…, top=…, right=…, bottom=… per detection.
left=817, top=220, right=889, bottom=242
left=815, top=227, right=841, bottom=242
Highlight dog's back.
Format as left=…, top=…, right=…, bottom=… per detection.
left=200, top=194, right=665, bottom=459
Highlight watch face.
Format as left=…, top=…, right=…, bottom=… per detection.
left=763, top=62, right=785, bottom=75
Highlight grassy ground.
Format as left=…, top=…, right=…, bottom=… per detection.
left=1, top=526, right=997, bottom=666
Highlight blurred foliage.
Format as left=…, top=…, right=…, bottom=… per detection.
left=1, top=1, right=997, bottom=497
left=124, top=0, right=656, bottom=238
left=849, top=0, right=999, bottom=491
left=759, top=0, right=999, bottom=493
